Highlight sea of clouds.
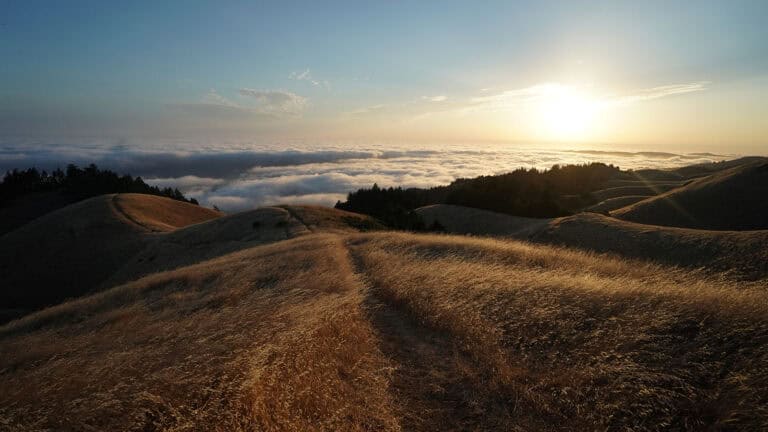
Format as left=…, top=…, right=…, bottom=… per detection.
left=0, top=142, right=731, bottom=211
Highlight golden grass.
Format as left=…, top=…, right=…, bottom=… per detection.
left=113, top=193, right=222, bottom=232
left=0, top=234, right=399, bottom=431
left=1, top=229, right=766, bottom=430
left=348, top=232, right=768, bottom=430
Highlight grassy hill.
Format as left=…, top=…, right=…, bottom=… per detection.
left=2, top=157, right=768, bottom=431
left=1, top=230, right=766, bottom=431
left=414, top=204, right=768, bottom=280
left=0, top=194, right=221, bottom=322
left=416, top=204, right=550, bottom=237
left=531, top=212, right=768, bottom=280
left=0, top=196, right=384, bottom=324
left=613, top=160, right=768, bottom=230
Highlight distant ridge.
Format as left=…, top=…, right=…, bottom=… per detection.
left=613, top=159, right=768, bottom=230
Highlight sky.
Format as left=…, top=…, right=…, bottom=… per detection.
left=1, top=1, right=767, bottom=210
left=1, top=0, right=767, bottom=153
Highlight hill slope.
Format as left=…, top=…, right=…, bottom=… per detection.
left=0, top=194, right=221, bottom=320
left=416, top=204, right=550, bottom=237
left=1, top=231, right=767, bottom=431
left=0, top=197, right=384, bottom=323
left=414, top=204, right=768, bottom=280
left=613, top=160, right=768, bottom=230
left=530, top=212, right=768, bottom=280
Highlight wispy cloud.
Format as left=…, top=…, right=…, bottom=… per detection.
left=422, top=95, right=448, bottom=102
left=202, top=89, right=237, bottom=106
left=289, top=69, right=330, bottom=89
left=168, top=88, right=307, bottom=119
left=343, top=104, right=388, bottom=117
left=466, top=83, right=567, bottom=112
left=610, top=81, right=709, bottom=105
left=466, top=81, right=710, bottom=113
left=238, top=88, right=307, bottom=115
left=167, top=90, right=254, bottom=118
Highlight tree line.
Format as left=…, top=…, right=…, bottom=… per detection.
left=335, top=162, right=620, bottom=229
left=0, top=164, right=198, bottom=205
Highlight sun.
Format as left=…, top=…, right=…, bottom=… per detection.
left=534, top=85, right=600, bottom=141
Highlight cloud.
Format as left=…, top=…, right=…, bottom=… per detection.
left=343, top=104, right=388, bottom=117
left=610, top=81, right=709, bottom=105
left=0, top=143, right=728, bottom=212
left=166, top=89, right=252, bottom=118
left=465, top=81, right=710, bottom=114
left=202, top=89, right=237, bottom=106
left=469, top=83, right=565, bottom=107
left=167, top=88, right=307, bottom=119
left=289, top=69, right=330, bottom=89
left=238, top=89, right=307, bottom=115
left=422, top=95, right=448, bottom=102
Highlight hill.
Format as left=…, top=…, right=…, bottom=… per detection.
left=414, top=204, right=768, bottom=280
left=530, top=212, right=768, bottom=280
left=2, top=157, right=768, bottom=430
left=0, top=194, right=221, bottom=322
left=613, top=160, right=768, bottom=230
left=0, top=164, right=200, bottom=235
left=1, top=231, right=767, bottom=431
left=583, top=195, right=649, bottom=213
left=103, top=204, right=383, bottom=289
left=416, top=204, right=550, bottom=237
left=0, top=197, right=384, bottom=324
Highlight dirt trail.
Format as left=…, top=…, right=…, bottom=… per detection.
left=343, top=237, right=518, bottom=431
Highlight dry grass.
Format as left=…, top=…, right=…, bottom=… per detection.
left=0, top=234, right=399, bottom=431
left=584, top=195, right=651, bottom=213
left=591, top=184, right=680, bottom=202
left=348, top=232, right=768, bottom=430
left=416, top=204, right=550, bottom=237
left=1, top=227, right=767, bottom=431
left=414, top=204, right=768, bottom=280
left=533, top=212, right=768, bottom=280
left=113, top=194, right=221, bottom=232
left=614, top=160, right=768, bottom=230
left=0, top=195, right=151, bottom=313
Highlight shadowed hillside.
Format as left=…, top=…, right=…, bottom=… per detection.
left=0, top=194, right=221, bottom=322
left=414, top=204, right=768, bottom=280
left=613, top=160, right=768, bottom=230
left=416, top=204, right=550, bottom=237
left=0, top=197, right=384, bottom=323
left=530, top=212, right=768, bottom=280
left=1, top=231, right=766, bottom=431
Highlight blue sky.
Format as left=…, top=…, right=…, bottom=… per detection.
left=1, top=1, right=767, bottom=151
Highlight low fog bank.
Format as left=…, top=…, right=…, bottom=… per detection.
left=0, top=143, right=730, bottom=211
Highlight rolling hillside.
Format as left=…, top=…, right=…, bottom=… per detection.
left=1, top=230, right=767, bottom=431
left=2, top=156, right=768, bottom=431
left=531, top=212, right=768, bottom=280
left=0, top=196, right=384, bottom=324
left=613, top=160, right=768, bottom=230
left=414, top=204, right=768, bottom=280
left=0, top=194, right=221, bottom=321
left=416, top=204, right=550, bottom=237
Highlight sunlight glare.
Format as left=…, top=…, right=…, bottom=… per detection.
left=534, top=85, right=601, bottom=141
